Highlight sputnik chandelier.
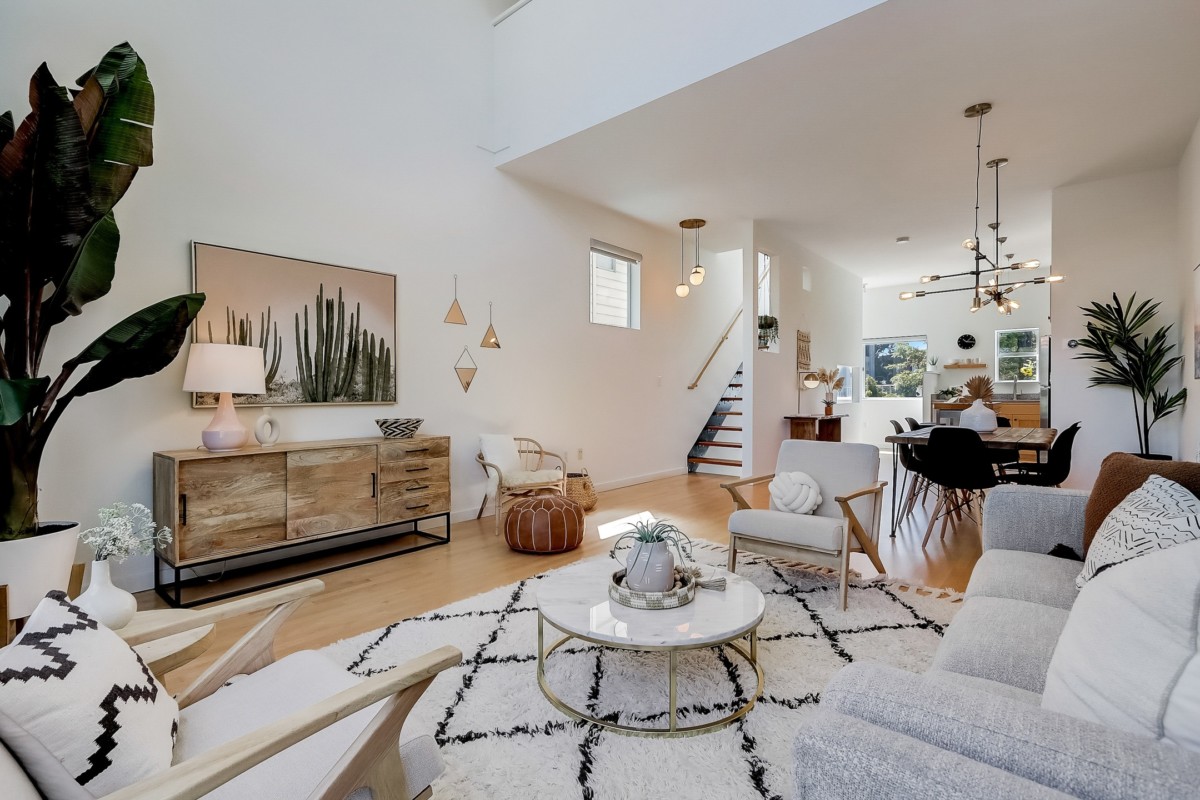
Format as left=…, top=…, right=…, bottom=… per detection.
left=899, top=102, right=1063, bottom=314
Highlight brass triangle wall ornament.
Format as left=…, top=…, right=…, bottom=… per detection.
left=480, top=301, right=501, bottom=349
left=454, top=346, right=477, bottom=392
left=444, top=274, right=467, bottom=325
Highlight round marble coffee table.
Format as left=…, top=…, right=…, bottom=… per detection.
left=535, top=557, right=765, bottom=738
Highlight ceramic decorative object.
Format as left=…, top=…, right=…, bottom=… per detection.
left=376, top=418, right=423, bottom=439
left=624, top=541, right=676, bottom=592
left=255, top=407, right=280, bottom=446
left=74, top=561, right=136, bottom=629
left=961, top=398, right=998, bottom=432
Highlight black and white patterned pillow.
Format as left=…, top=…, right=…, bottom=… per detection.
left=0, top=592, right=178, bottom=798
left=1077, top=475, right=1200, bottom=588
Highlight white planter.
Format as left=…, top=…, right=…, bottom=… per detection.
left=625, top=541, right=675, bottom=592
left=0, top=523, right=79, bottom=620
left=74, top=560, right=137, bottom=629
left=961, top=398, right=998, bottom=432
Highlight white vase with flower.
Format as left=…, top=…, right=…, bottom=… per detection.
left=75, top=502, right=172, bottom=629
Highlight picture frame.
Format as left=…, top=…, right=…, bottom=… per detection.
left=191, top=242, right=397, bottom=407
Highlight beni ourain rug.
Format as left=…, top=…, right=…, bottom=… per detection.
left=321, top=541, right=962, bottom=800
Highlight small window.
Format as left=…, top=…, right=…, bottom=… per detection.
left=864, top=337, right=928, bottom=398
left=996, top=328, right=1039, bottom=383
left=757, top=252, right=772, bottom=316
left=589, top=240, right=641, bottom=329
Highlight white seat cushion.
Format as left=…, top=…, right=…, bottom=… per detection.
left=479, top=435, right=523, bottom=493
left=502, top=469, right=562, bottom=489
left=177, top=650, right=442, bottom=800
left=729, top=509, right=845, bottom=552
left=0, top=743, right=41, bottom=800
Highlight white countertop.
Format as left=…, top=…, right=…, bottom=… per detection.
left=536, top=556, right=765, bottom=649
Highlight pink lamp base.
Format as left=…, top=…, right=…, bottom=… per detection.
left=202, top=392, right=249, bottom=451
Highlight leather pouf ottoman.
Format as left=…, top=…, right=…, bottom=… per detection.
left=504, top=495, right=585, bottom=553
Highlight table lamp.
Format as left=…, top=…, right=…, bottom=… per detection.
left=183, top=343, right=267, bottom=451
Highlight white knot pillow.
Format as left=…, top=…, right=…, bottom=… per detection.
left=769, top=471, right=822, bottom=514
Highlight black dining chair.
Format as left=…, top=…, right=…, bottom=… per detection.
left=904, top=417, right=933, bottom=431
left=990, top=417, right=1020, bottom=470
left=890, top=420, right=930, bottom=524
left=919, top=426, right=997, bottom=548
left=999, top=422, right=1082, bottom=487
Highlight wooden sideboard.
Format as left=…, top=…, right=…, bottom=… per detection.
left=152, top=435, right=451, bottom=606
left=932, top=401, right=1040, bottom=428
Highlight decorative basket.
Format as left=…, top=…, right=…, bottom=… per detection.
left=565, top=469, right=597, bottom=511
left=609, top=568, right=695, bottom=610
left=376, top=418, right=423, bottom=439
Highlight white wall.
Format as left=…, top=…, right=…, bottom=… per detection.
left=4, top=0, right=743, bottom=590
left=1178, top=116, right=1200, bottom=462
left=1051, top=168, right=1182, bottom=487
left=745, top=222, right=864, bottom=475
left=491, top=0, right=884, bottom=163
left=859, top=282, right=1052, bottom=447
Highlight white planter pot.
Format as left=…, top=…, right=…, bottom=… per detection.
left=0, top=523, right=79, bottom=620
left=625, top=541, right=675, bottom=592
left=74, top=560, right=137, bottom=629
left=961, top=398, right=998, bottom=432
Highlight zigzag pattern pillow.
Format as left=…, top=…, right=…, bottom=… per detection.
left=0, top=592, right=178, bottom=798
left=1077, top=475, right=1200, bottom=588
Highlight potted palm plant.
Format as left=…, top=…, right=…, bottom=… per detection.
left=1073, top=293, right=1186, bottom=458
left=0, top=43, right=204, bottom=618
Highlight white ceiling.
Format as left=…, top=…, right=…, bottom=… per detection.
left=498, top=0, right=1200, bottom=287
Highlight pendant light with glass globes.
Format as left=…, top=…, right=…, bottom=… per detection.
left=676, top=218, right=706, bottom=297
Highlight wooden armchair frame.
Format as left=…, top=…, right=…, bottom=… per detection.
left=475, top=436, right=567, bottom=535
left=99, top=579, right=461, bottom=800
left=721, top=475, right=888, bottom=610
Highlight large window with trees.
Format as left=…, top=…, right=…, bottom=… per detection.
left=864, top=337, right=928, bottom=398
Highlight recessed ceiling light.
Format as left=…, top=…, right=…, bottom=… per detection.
left=895, top=236, right=910, bottom=244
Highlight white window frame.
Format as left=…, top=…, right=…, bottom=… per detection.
left=756, top=251, right=773, bottom=317
left=589, top=240, right=641, bottom=330
left=995, top=327, right=1039, bottom=385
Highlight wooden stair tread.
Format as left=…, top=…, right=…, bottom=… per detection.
left=696, top=441, right=741, bottom=449
left=719, top=396, right=742, bottom=401
left=704, top=425, right=742, bottom=431
left=727, top=383, right=743, bottom=388
left=711, top=410, right=742, bottom=416
left=688, top=456, right=742, bottom=467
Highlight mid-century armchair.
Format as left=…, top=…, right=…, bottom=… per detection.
left=476, top=434, right=567, bottom=534
left=721, top=440, right=887, bottom=611
left=2, top=579, right=460, bottom=800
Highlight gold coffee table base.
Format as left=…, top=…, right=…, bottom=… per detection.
left=536, top=611, right=764, bottom=738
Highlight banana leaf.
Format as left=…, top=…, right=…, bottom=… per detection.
left=0, top=378, right=49, bottom=426
left=40, top=211, right=119, bottom=330
left=63, top=293, right=205, bottom=399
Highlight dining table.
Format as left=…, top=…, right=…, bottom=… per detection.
left=883, top=425, right=1058, bottom=535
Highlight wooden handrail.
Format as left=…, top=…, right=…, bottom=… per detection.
left=688, top=307, right=743, bottom=390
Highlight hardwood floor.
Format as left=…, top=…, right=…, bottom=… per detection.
left=143, top=462, right=981, bottom=691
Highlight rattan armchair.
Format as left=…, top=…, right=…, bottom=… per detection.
left=476, top=435, right=566, bottom=534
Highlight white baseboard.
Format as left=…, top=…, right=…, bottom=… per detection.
left=458, top=466, right=689, bottom=520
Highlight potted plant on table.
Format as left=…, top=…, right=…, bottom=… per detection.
left=1073, top=293, right=1186, bottom=458
left=610, top=519, right=693, bottom=593
left=0, top=43, right=205, bottom=620
left=815, top=367, right=845, bottom=416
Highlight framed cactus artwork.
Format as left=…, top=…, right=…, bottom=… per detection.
left=191, top=242, right=397, bottom=406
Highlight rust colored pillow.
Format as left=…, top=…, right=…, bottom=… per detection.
left=1083, top=452, right=1200, bottom=552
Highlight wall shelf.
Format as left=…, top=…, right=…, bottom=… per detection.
left=944, top=362, right=987, bottom=369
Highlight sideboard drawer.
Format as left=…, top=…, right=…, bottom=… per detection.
left=380, top=487, right=450, bottom=523
left=380, top=436, right=450, bottom=463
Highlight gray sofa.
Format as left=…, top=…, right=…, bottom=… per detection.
left=793, top=484, right=1200, bottom=799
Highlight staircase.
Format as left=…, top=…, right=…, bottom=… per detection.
left=688, top=366, right=743, bottom=474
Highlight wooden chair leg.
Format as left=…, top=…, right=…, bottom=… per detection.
left=727, top=540, right=738, bottom=573
left=838, top=548, right=850, bottom=612
left=922, top=494, right=944, bottom=548
left=476, top=491, right=489, bottom=520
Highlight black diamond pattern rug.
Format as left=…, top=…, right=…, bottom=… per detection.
left=322, top=541, right=961, bottom=799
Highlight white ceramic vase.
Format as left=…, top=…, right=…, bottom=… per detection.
left=625, top=541, right=675, bottom=592
left=961, top=398, right=998, bottom=432
left=255, top=406, right=280, bottom=446
left=0, top=523, right=79, bottom=621
left=74, top=560, right=136, bottom=630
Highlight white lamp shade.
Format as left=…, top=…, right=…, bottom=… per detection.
left=183, top=343, right=267, bottom=394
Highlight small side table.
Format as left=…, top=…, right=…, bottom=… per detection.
left=784, top=414, right=848, bottom=442
left=118, top=609, right=216, bottom=681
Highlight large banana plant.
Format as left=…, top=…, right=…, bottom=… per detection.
left=1074, top=293, right=1186, bottom=456
left=0, top=43, right=204, bottom=539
